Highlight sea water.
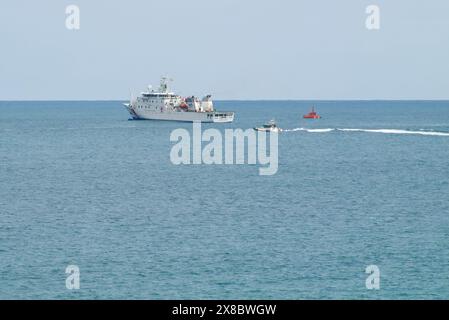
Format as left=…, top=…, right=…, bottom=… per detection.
left=1, top=100, right=449, bottom=299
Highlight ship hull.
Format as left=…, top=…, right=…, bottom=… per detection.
left=124, top=104, right=234, bottom=123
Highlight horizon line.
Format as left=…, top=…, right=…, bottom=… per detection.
left=1, top=99, right=449, bottom=102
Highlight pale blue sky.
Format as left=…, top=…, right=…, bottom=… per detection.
left=0, top=0, right=448, bottom=100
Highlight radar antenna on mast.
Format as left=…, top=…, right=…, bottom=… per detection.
left=159, top=76, right=173, bottom=93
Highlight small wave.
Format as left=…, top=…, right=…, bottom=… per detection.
left=53, top=125, right=137, bottom=130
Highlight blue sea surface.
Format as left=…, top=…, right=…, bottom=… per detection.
left=1, top=100, right=449, bottom=299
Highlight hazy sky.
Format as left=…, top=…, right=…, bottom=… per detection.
left=1, top=0, right=448, bottom=100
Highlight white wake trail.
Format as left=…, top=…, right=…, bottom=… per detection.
left=337, top=128, right=449, bottom=136
left=283, top=128, right=335, bottom=133
left=283, top=127, right=449, bottom=137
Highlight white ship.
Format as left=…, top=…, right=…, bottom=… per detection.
left=124, top=77, right=234, bottom=122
